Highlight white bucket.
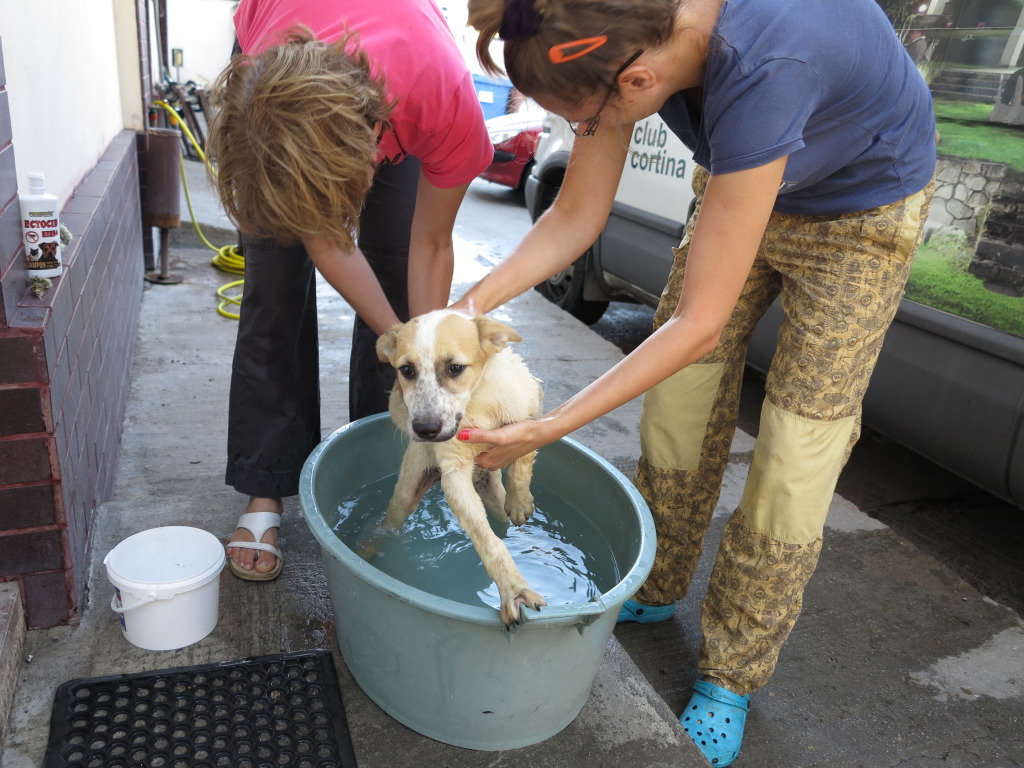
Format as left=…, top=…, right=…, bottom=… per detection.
left=104, top=526, right=226, bottom=651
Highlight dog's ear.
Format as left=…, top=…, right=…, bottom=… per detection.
left=375, top=323, right=403, bottom=364
left=474, top=316, right=521, bottom=355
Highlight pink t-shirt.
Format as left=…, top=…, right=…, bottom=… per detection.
left=233, top=0, right=493, bottom=189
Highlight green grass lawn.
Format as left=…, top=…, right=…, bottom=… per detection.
left=906, top=232, right=1024, bottom=337
left=933, top=98, right=1024, bottom=172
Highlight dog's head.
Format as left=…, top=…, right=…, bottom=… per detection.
left=376, top=310, right=521, bottom=442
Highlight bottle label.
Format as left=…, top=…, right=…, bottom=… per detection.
left=22, top=210, right=61, bottom=272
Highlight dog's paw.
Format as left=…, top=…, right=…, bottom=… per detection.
left=354, top=525, right=400, bottom=561
left=355, top=535, right=387, bottom=561
left=354, top=538, right=381, bottom=561
left=504, top=490, right=535, bottom=527
left=500, top=586, right=547, bottom=628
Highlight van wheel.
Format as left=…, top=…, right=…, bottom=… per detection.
left=534, top=254, right=609, bottom=324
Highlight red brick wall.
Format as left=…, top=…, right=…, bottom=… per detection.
left=0, top=37, right=144, bottom=627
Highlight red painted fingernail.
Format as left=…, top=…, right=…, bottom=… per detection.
left=457, top=429, right=470, bottom=441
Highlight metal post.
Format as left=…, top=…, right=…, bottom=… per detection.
left=143, top=127, right=184, bottom=285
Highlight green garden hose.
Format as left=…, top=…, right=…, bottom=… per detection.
left=153, top=99, right=244, bottom=319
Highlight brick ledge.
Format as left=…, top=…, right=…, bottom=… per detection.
left=0, top=581, right=26, bottom=747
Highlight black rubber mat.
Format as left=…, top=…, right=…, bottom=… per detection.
left=44, top=649, right=357, bottom=768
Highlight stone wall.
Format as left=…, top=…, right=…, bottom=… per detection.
left=929, top=156, right=1024, bottom=296
left=972, top=169, right=1024, bottom=295
left=929, top=155, right=1008, bottom=240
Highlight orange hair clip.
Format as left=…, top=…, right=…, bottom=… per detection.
left=548, top=35, right=608, bottom=64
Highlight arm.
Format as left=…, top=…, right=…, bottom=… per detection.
left=460, top=156, right=788, bottom=468
left=303, top=234, right=400, bottom=336
left=306, top=173, right=468, bottom=329
left=450, top=123, right=631, bottom=316
left=407, top=174, right=470, bottom=317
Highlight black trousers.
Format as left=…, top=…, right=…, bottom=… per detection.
left=225, top=159, right=420, bottom=498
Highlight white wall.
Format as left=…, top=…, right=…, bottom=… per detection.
left=437, top=0, right=504, bottom=76
left=165, top=0, right=237, bottom=86
left=114, top=0, right=145, bottom=132
left=0, top=0, right=127, bottom=206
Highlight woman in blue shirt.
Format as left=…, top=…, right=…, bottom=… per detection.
left=454, top=0, right=936, bottom=764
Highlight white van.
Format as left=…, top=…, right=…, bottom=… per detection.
left=523, top=114, right=1024, bottom=509
left=524, top=113, right=696, bottom=324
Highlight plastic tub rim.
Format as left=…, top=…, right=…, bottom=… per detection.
left=299, top=413, right=656, bottom=629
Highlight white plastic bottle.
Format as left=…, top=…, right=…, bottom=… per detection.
left=20, top=172, right=63, bottom=278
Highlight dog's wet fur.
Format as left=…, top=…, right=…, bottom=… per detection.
left=374, top=310, right=545, bottom=627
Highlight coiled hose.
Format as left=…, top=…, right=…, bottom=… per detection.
left=153, top=99, right=244, bottom=319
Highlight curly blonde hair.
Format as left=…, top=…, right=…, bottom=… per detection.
left=207, top=29, right=394, bottom=251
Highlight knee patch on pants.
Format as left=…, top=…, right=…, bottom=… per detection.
left=640, top=362, right=726, bottom=471
left=740, top=401, right=855, bottom=543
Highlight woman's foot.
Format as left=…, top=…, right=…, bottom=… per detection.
left=680, top=680, right=750, bottom=766
left=226, top=497, right=283, bottom=579
left=617, top=597, right=675, bottom=623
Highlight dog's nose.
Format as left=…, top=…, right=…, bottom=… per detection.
left=412, top=418, right=444, bottom=441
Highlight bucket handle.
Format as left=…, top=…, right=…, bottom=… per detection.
left=516, top=599, right=607, bottom=636
left=110, top=591, right=156, bottom=614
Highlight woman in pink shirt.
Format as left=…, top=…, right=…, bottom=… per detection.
left=206, top=0, right=493, bottom=581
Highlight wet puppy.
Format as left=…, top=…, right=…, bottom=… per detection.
left=375, top=309, right=545, bottom=626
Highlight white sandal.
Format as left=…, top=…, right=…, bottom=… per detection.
left=226, top=511, right=283, bottom=581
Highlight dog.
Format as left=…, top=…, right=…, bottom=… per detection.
left=38, top=241, right=60, bottom=267
left=374, top=309, right=546, bottom=627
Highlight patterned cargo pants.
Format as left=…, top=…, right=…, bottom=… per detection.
left=633, top=167, right=934, bottom=695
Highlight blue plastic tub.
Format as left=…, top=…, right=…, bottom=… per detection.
left=471, top=73, right=514, bottom=120
left=299, top=414, right=655, bottom=750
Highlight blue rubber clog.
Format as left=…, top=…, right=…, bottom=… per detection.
left=680, top=680, right=750, bottom=766
left=617, top=598, right=675, bottom=624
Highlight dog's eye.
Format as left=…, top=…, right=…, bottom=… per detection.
left=398, top=364, right=416, bottom=379
left=447, top=363, right=466, bottom=377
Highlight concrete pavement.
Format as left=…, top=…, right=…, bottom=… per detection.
left=1, top=159, right=1022, bottom=767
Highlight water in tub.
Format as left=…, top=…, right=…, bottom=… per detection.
left=329, top=477, right=620, bottom=609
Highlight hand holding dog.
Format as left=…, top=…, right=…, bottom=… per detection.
left=459, top=419, right=553, bottom=470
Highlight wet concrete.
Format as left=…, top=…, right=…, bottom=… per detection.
left=1, top=164, right=1022, bottom=767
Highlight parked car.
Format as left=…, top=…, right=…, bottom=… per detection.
left=479, top=101, right=547, bottom=191
left=524, top=112, right=1024, bottom=509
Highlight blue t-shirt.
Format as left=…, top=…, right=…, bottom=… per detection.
left=658, top=0, right=936, bottom=215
